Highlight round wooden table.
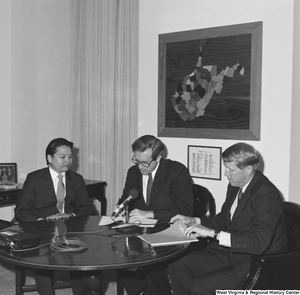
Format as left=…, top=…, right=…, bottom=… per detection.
left=0, top=216, right=190, bottom=294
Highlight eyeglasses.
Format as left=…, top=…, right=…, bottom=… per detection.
left=131, top=155, right=154, bottom=167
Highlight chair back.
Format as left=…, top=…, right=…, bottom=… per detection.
left=236, top=201, right=300, bottom=290
left=283, top=201, right=300, bottom=251
left=192, top=184, right=216, bottom=218
left=0, top=220, right=13, bottom=230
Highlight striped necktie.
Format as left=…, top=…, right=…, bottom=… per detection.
left=56, top=174, right=65, bottom=212
left=146, top=173, right=153, bottom=206
left=237, top=188, right=243, bottom=203
left=231, top=188, right=243, bottom=219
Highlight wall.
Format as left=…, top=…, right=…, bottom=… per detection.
left=289, top=0, right=300, bottom=203
left=10, top=0, right=72, bottom=180
left=138, top=0, right=297, bottom=211
left=0, top=0, right=71, bottom=220
left=0, top=0, right=11, bottom=161
left=0, top=0, right=298, bottom=220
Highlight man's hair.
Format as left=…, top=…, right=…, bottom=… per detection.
left=45, top=138, right=73, bottom=165
left=132, top=135, right=164, bottom=160
left=222, top=142, right=259, bottom=170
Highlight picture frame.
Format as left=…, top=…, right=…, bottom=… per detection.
left=187, top=145, right=222, bottom=180
left=158, top=21, right=262, bottom=140
left=0, top=163, right=18, bottom=185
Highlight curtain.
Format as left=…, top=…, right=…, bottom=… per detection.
left=70, top=0, right=139, bottom=215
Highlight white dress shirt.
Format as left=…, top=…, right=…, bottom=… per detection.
left=195, top=178, right=253, bottom=247
left=142, top=162, right=160, bottom=203
left=49, top=167, right=66, bottom=213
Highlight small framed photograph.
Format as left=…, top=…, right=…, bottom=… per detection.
left=0, top=163, right=18, bottom=185
left=188, top=146, right=222, bottom=180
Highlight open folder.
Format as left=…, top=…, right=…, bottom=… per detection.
left=138, top=220, right=198, bottom=246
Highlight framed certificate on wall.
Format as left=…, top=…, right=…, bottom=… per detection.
left=187, top=146, right=222, bottom=180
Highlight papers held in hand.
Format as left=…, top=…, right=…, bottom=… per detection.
left=138, top=220, right=198, bottom=247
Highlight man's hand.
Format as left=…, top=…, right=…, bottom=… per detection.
left=129, top=209, right=154, bottom=219
left=46, top=213, right=74, bottom=221
left=170, top=214, right=196, bottom=226
left=184, top=224, right=214, bottom=239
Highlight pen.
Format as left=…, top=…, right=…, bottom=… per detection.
left=111, top=223, right=137, bottom=229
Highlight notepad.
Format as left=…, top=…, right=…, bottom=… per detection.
left=98, top=216, right=116, bottom=226
left=138, top=220, right=198, bottom=246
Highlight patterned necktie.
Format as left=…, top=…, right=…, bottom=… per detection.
left=146, top=173, right=153, bottom=206
left=237, top=188, right=243, bottom=204
left=56, top=174, right=65, bottom=212
left=231, top=188, right=242, bottom=220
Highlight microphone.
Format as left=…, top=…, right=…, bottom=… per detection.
left=112, top=189, right=139, bottom=218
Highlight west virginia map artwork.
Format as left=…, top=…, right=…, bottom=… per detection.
left=165, top=34, right=251, bottom=130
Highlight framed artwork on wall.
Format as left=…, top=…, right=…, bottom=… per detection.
left=187, top=146, right=222, bottom=180
left=158, top=22, right=262, bottom=140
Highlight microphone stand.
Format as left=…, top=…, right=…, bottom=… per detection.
left=125, top=205, right=129, bottom=224
left=114, top=205, right=141, bottom=234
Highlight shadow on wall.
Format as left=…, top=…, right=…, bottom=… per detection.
left=257, top=151, right=284, bottom=201
left=70, top=146, right=79, bottom=173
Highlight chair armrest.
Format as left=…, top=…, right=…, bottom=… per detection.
left=237, top=250, right=300, bottom=290
left=254, top=250, right=300, bottom=265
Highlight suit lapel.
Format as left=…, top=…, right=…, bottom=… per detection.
left=137, top=172, right=145, bottom=205
left=231, top=171, right=259, bottom=224
left=40, top=168, right=57, bottom=202
left=147, top=160, right=167, bottom=207
left=231, top=189, right=249, bottom=224
left=227, top=186, right=239, bottom=226
left=131, top=168, right=147, bottom=208
left=65, top=171, right=74, bottom=202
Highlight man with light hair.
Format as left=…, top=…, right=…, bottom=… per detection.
left=169, top=142, right=287, bottom=295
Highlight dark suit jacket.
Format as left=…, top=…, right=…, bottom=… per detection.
left=15, top=167, right=95, bottom=223
left=120, top=159, right=194, bottom=222
left=201, top=170, right=287, bottom=265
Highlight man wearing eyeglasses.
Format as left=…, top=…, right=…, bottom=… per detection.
left=117, top=134, right=194, bottom=295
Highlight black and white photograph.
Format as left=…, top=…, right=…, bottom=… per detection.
left=0, top=163, right=17, bottom=185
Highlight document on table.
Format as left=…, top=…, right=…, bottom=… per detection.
left=98, top=215, right=158, bottom=228
left=138, top=220, right=198, bottom=246
left=98, top=216, right=121, bottom=225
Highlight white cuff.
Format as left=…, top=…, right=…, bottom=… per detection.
left=218, top=231, right=231, bottom=247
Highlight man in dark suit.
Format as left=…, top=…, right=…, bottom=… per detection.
left=117, top=134, right=194, bottom=295
left=15, top=138, right=96, bottom=295
left=168, top=142, right=287, bottom=295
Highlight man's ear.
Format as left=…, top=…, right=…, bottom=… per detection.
left=156, top=155, right=162, bottom=163
left=245, top=165, right=254, bottom=175
left=47, top=155, right=53, bottom=164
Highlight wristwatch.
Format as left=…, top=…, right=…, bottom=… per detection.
left=213, top=230, right=220, bottom=239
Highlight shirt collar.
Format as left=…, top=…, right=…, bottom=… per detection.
left=240, top=172, right=255, bottom=193
left=143, top=161, right=160, bottom=180
left=151, top=161, right=160, bottom=178
left=48, top=166, right=66, bottom=182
